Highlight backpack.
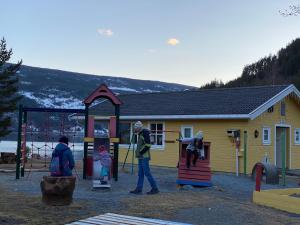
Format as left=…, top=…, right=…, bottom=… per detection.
left=50, top=150, right=68, bottom=176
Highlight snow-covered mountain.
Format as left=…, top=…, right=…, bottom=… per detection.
left=18, top=65, right=194, bottom=109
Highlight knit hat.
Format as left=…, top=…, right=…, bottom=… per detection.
left=194, top=131, right=203, bottom=139
left=59, top=136, right=69, bottom=145
left=134, top=121, right=143, bottom=130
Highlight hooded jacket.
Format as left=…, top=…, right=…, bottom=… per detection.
left=135, top=128, right=151, bottom=159
left=51, top=143, right=75, bottom=176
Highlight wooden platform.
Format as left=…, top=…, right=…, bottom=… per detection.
left=253, top=188, right=300, bottom=214
left=66, top=213, right=192, bottom=225
left=177, top=142, right=212, bottom=187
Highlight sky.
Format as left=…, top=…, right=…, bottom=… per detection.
left=1, top=0, right=300, bottom=87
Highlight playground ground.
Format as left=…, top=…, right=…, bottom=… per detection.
left=0, top=165, right=300, bottom=225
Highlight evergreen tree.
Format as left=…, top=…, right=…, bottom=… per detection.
left=0, top=38, right=22, bottom=139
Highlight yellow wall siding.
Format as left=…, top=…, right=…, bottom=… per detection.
left=284, top=97, right=300, bottom=169
left=247, top=95, right=300, bottom=172
left=115, top=95, right=300, bottom=174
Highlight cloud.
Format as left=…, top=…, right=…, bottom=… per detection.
left=167, top=38, right=179, bottom=46
left=147, top=49, right=157, bottom=53
left=97, top=28, right=114, bottom=37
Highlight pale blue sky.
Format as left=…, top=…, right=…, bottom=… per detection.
left=1, top=0, right=299, bottom=86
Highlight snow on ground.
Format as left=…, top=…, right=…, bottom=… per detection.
left=109, top=86, right=140, bottom=92
left=19, top=91, right=84, bottom=109
left=20, top=81, right=31, bottom=85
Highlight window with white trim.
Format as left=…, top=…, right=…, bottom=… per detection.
left=149, top=122, right=164, bottom=146
left=120, top=122, right=137, bottom=144
left=181, top=126, right=193, bottom=138
left=262, top=127, right=271, bottom=145
left=295, top=129, right=300, bottom=144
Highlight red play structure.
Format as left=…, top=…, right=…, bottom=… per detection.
left=177, top=142, right=212, bottom=187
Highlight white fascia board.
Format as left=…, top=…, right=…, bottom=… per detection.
left=118, top=114, right=249, bottom=120
left=249, top=85, right=299, bottom=120
left=76, top=115, right=249, bottom=120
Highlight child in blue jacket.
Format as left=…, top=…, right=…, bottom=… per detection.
left=50, top=136, right=75, bottom=176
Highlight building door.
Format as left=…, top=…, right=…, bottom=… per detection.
left=276, top=127, right=289, bottom=169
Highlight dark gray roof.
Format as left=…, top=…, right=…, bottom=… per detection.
left=90, top=85, right=289, bottom=117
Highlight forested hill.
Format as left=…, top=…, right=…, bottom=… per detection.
left=201, top=38, right=300, bottom=89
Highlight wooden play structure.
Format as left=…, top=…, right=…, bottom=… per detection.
left=16, top=84, right=122, bottom=181
left=176, top=142, right=212, bottom=187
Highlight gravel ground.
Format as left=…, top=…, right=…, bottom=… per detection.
left=0, top=165, right=300, bottom=225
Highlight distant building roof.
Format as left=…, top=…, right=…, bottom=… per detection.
left=90, top=84, right=300, bottom=120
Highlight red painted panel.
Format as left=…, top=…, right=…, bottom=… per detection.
left=109, top=116, right=116, bottom=137
left=177, top=141, right=212, bottom=183
left=179, top=171, right=210, bottom=176
left=179, top=174, right=211, bottom=180
left=84, top=84, right=122, bottom=105
left=87, top=156, right=93, bottom=177
left=88, top=116, right=94, bottom=137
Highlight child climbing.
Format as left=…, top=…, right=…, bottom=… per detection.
left=179, top=131, right=205, bottom=168
left=94, top=145, right=112, bottom=185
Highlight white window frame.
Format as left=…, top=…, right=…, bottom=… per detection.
left=262, top=127, right=271, bottom=145
left=148, top=121, right=165, bottom=150
left=295, top=128, right=300, bottom=145
left=181, top=126, right=193, bottom=139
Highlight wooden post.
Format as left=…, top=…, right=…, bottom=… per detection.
left=83, top=104, right=89, bottom=179
left=16, top=104, right=23, bottom=179
left=21, top=111, right=27, bottom=177
left=255, top=163, right=263, bottom=192
left=113, top=105, right=120, bottom=181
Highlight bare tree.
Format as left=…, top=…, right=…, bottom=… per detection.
left=279, top=4, right=300, bottom=16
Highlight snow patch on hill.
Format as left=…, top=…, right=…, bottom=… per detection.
left=19, top=91, right=84, bottom=109
left=109, top=86, right=140, bottom=92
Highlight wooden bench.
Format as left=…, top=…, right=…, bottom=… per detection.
left=0, top=152, right=16, bottom=164
left=40, top=176, right=76, bottom=206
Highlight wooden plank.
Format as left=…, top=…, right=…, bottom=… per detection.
left=68, top=213, right=192, bottom=225
left=177, top=179, right=212, bottom=187
left=179, top=162, right=210, bottom=167
left=98, top=214, right=164, bottom=225
left=105, top=213, right=181, bottom=225
left=82, top=217, right=120, bottom=225
left=179, top=177, right=210, bottom=182
left=178, top=174, right=211, bottom=180
left=179, top=167, right=211, bottom=172
left=179, top=170, right=210, bottom=176
left=95, top=215, right=161, bottom=225
left=105, top=213, right=191, bottom=225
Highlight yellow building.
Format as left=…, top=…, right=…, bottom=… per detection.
left=90, top=84, right=300, bottom=175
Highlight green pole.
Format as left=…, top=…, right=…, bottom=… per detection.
left=16, top=104, right=23, bottom=179
left=281, top=131, right=286, bottom=186
left=131, top=134, right=135, bottom=175
left=83, top=104, right=89, bottom=179
left=243, top=131, right=247, bottom=176
left=21, top=111, right=27, bottom=177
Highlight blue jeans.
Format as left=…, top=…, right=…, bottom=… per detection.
left=136, top=158, right=158, bottom=191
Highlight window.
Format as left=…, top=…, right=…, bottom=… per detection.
left=262, top=127, right=271, bottom=145
left=149, top=122, right=164, bottom=146
left=120, top=123, right=131, bottom=144
left=119, top=122, right=137, bottom=144
left=295, top=129, right=300, bottom=144
left=181, top=126, right=193, bottom=138
left=281, top=101, right=286, bottom=116
left=94, top=121, right=109, bottom=138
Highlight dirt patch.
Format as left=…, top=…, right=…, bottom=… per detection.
left=0, top=186, right=97, bottom=225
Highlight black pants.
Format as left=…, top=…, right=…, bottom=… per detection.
left=186, top=150, right=199, bottom=168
